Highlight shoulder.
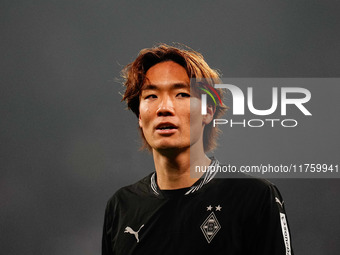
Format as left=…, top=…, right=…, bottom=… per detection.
left=211, top=172, right=277, bottom=191
left=206, top=158, right=280, bottom=196
left=105, top=173, right=154, bottom=208
left=207, top=174, right=281, bottom=206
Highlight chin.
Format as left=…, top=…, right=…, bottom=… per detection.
left=154, top=143, right=178, bottom=150
left=153, top=143, right=189, bottom=152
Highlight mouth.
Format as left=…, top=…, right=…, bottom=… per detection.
left=155, top=123, right=178, bottom=134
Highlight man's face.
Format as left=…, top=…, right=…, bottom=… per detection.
left=138, top=61, right=208, bottom=152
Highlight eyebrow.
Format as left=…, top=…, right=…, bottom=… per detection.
left=142, top=83, right=190, bottom=91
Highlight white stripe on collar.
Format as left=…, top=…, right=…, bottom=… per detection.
left=150, top=172, right=159, bottom=195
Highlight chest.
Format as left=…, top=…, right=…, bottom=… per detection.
left=111, top=194, right=255, bottom=255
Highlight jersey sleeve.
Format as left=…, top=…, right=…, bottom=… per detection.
left=102, top=199, right=115, bottom=255
left=245, top=183, right=294, bottom=255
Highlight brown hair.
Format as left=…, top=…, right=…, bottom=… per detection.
left=121, top=43, right=227, bottom=152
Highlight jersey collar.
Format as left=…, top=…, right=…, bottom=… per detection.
left=150, top=157, right=220, bottom=196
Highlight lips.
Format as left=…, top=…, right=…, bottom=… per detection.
left=155, top=122, right=178, bottom=135
left=155, top=122, right=178, bottom=130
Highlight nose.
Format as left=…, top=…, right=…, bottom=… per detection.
left=156, top=96, right=175, bottom=116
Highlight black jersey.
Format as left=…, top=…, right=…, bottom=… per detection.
left=102, top=158, right=293, bottom=255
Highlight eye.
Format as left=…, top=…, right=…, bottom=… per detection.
left=145, top=94, right=157, bottom=99
left=177, top=92, right=190, bottom=98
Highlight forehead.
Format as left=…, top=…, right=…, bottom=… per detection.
left=143, top=61, right=190, bottom=88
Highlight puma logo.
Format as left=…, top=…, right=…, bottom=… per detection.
left=275, top=197, right=284, bottom=208
left=124, top=224, right=144, bottom=243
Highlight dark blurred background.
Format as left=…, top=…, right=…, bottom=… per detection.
left=1, top=1, right=339, bottom=254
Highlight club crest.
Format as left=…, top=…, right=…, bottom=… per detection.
left=200, top=205, right=222, bottom=243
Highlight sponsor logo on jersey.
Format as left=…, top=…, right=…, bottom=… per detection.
left=124, top=224, right=144, bottom=243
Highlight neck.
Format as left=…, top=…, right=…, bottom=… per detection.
left=152, top=143, right=211, bottom=190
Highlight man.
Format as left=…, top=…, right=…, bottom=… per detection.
left=102, top=44, right=294, bottom=254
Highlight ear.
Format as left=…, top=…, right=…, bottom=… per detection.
left=138, top=114, right=143, bottom=128
left=203, top=104, right=215, bottom=125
